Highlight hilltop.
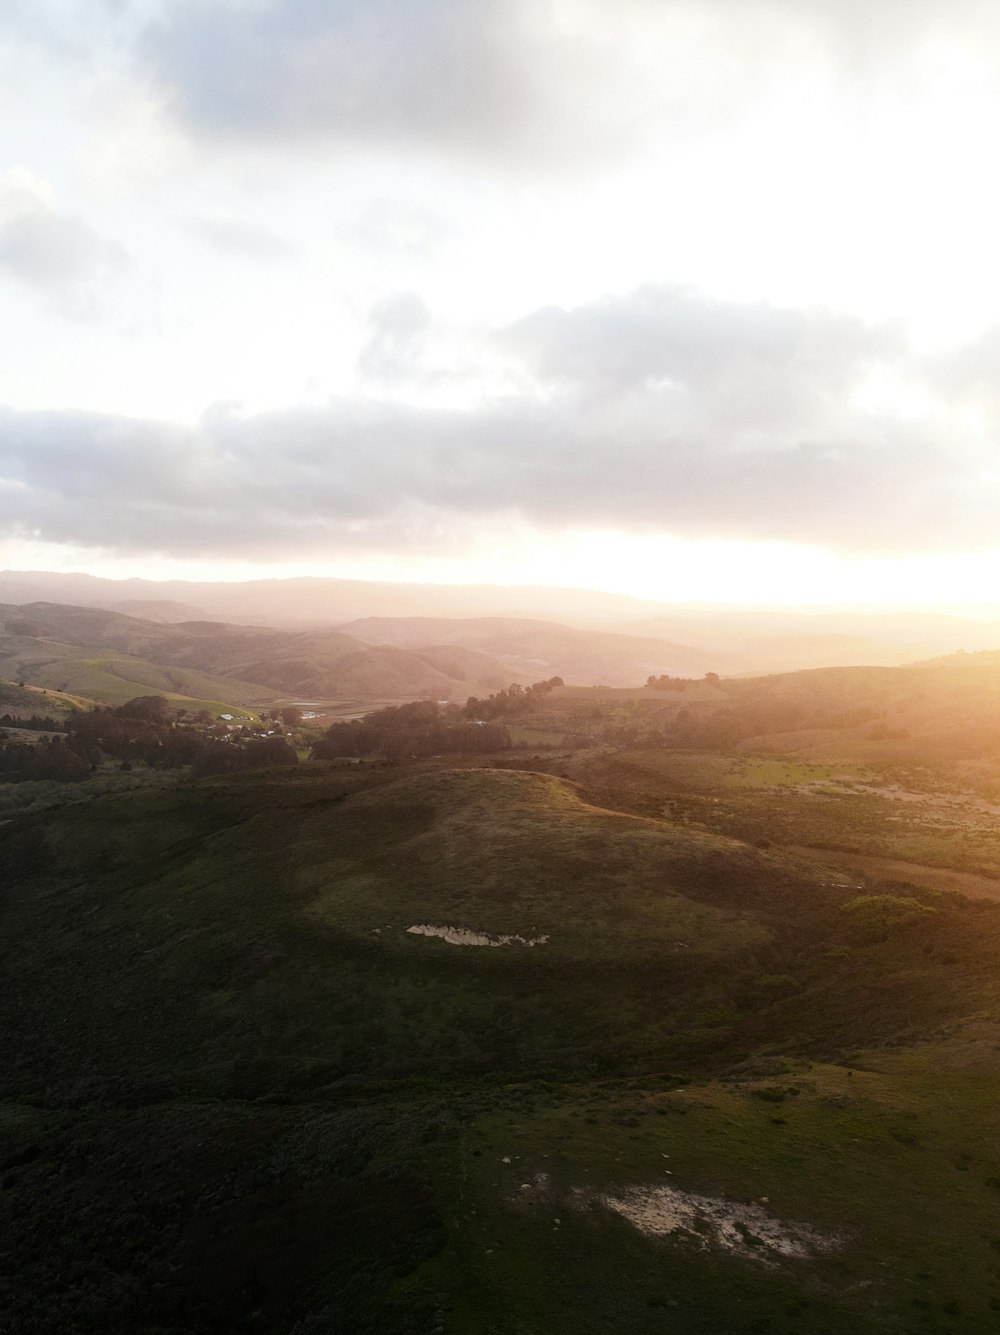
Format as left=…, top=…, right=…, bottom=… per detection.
left=0, top=602, right=522, bottom=710
left=340, top=614, right=725, bottom=684
left=4, top=569, right=1000, bottom=673
left=9, top=607, right=1000, bottom=1330
left=5, top=753, right=1000, bottom=1331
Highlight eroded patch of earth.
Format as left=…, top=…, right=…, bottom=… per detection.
left=406, top=923, right=549, bottom=947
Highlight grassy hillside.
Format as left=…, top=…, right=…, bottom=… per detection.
left=0, top=569, right=685, bottom=627
left=621, top=608, right=1000, bottom=666
left=340, top=615, right=727, bottom=684
left=5, top=752, right=1000, bottom=1331
left=13, top=599, right=1000, bottom=723
left=0, top=603, right=521, bottom=705
left=489, top=662, right=1000, bottom=767
left=1, top=647, right=273, bottom=711
left=0, top=679, right=90, bottom=716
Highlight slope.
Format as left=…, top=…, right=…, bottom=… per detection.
left=340, top=615, right=727, bottom=685
left=4, top=762, right=1000, bottom=1331
left=0, top=603, right=521, bottom=705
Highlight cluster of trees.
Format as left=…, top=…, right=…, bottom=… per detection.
left=0, top=695, right=303, bottom=785
left=463, top=677, right=564, bottom=720
left=645, top=674, right=693, bottom=692
left=645, top=672, right=720, bottom=691
left=0, top=735, right=90, bottom=782
left=189, top=735, right=298, bottom=777
left=66, top=698, right=209, bottom=771
left=0, top=713, right=65, bottom=732
left=313, top=700, right=511, bottom=762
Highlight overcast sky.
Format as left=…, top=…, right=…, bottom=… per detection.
left=2, top=0, right=1000, bottom=604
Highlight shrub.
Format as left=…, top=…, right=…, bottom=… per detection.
left=841, top=894, right=937, bottom=942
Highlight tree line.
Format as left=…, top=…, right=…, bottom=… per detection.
left=0, top=696, right=298, bottom=784
left=462, top=677, right=564, bottom=720
left=0, top=713, right=66, bottom=732
left=313, top=699, right=511, bottom=761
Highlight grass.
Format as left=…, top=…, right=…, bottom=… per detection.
left=0, top=679, right=91, bottom=715
left=0, top=644, right=276, bottom=711
left=394, top=1050, right=1000, bottom=1333
left=297, top=768, right=771, bottom=966
left=560, top=748, right=1000, bottom=880
left=6, top=753, right=1000, bottom=1330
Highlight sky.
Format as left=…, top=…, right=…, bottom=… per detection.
left=2, top=0, right=1000, bottom=606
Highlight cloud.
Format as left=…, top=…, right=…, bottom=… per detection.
left=358, top=291, right=432, bottom=381
left=500, top=285, right=913, bottom=462
left=180, top=214, right=295, bottom=260
left=504, top=285, right=897, bottom=395
left=140, top=0, right=600, bottom=165
left=135, top=0, right=1000, bottom=173
left=0, top=287, right=994, bottom=561
left=0, top=174, right=129, bottom=314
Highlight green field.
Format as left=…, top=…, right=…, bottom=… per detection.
left=4, top=742, right=1000, bottom=1332
left=2, top=646, right=274, bottom=712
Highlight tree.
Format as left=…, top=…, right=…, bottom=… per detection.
left=280, top=706, right=303, bottom=727
left=117, top=695, right=172, bottom=724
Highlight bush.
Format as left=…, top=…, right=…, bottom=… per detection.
left=841, top=895, right=937, bottom=942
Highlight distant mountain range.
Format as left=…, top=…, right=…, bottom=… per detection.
left=339, top=615, right=718, bottom=684
left=1, top=571, right=1000, bottom=713
left=0, top=603, right=519, bottom=709
left=0, top=570, right=678, bottom=628
left=2, top=570, right=999, bottom=676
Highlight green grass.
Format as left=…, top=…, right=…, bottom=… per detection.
left=0, top=679, right=91, bottom=715
left=0, top=644, right=276, bottom=711
left=6, top=756, right=1000, bottom=1331
left=394, top=1051, right=1000, bottom=1333
left=559, top=748, right=1000, bottom=881
left=298, top=768, right=770, bottom=966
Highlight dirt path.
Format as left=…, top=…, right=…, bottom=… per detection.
left=787, top=845, right=1000, bottom=902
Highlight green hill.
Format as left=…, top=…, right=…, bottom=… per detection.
left=488, top=660, right=1000, bottom=766
left=0, top=603, right=524, bottom=710
left=341, top=614, right=724, bottom=684
left=5, top=756, right=1000, bottom=1331
left=0, top=641, right=275, bottom=711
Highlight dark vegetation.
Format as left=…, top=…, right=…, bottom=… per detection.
left=0, top=694, right=303, bottom=785
left=462, top=676, right=564, bottom=719
left=0, top=734, right=90, bottom=782
left=11, top=650, right=1000, bottom=1330
left=313, top=700, right=512, bottom=761
left=0, top=712, right=65, bottom=731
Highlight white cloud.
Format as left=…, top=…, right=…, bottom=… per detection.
left=180, top=213, right=295, bottom=260
left=0, top=171, right=128, bottom=314
left=138, top=0, right=636, bottom=168
left=1, top=0, right=999, bottom=593
left=0, top=286, right=995, bottom=562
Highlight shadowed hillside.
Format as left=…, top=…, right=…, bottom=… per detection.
left=340, top=615, right=727, bottom=684
left=6, top=753, right=1000, bottom=1330
left=0, top=604, right=522, bottom=707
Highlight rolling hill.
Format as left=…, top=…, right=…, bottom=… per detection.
left=339, top=615, right=726, bottom=685
left=498, top=660, right=1000, bottom=766
left=5, top=756, right=1000, bottom=1331
left=0, top=603, right=524, bottom=708
left=0, top=569, right=685, bottom=628
left=4, top=569, right=999, bottom=674
left=620, top=607, right=1000, bottom=670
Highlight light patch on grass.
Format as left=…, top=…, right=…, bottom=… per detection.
left=593, top=1183, right=841, bottom=1264
left=406, top=924, right=549, bottom=947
